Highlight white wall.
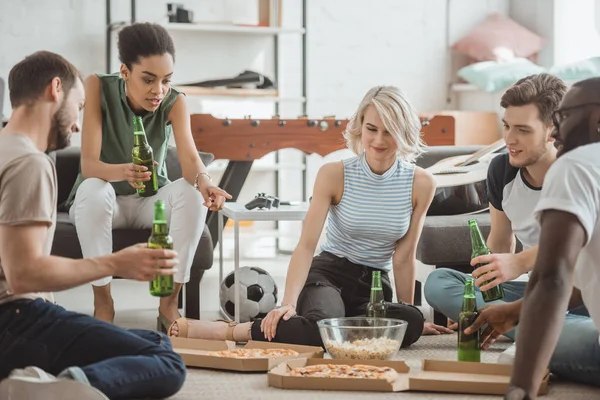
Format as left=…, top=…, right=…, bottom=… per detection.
left=0, top=0, right=513, bottom=124
left=0, top=0, right=513, bottom=251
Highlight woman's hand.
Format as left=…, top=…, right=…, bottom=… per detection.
left=197, top=177, right=232, bottom=211
left=260, top=304, right=297, bottom=341
left=422, top=321, right=455, bottom=335
left=123, top=161, right=155, bottom=189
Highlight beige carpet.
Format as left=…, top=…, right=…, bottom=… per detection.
left=169, top=334, right=600, bottom=400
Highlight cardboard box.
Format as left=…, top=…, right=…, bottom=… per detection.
left=410, top=360, right=550, bottom=396
left=268, top=358, right=411, bottom=392
left=268, top=358, right=550, bottom=396
left=171, top=338, right=324, bottom=372
left=258, top=0, right=281, bottom=27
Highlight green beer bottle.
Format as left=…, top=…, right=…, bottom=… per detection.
left=149, top=200, right=174, bottom=297
left=366, top=271, right=387, bottom=318
left=132, top=116, right=158, bottom=197
left=469, top=219, right=504, bottom=302
left=458, top=277, right=481, bottom=362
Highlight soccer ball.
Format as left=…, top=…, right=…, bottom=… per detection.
left=220, top=266, right=278, bottom=322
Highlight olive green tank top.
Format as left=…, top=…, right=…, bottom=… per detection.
left=65, top=73, right=181, bottom=208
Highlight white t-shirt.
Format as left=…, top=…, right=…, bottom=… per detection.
left=534, top=142, right=600, bottom=341
left=487, top=153, right=542, bottom=282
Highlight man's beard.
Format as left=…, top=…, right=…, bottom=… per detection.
left=47, top=100, right=72, bottom=151
left=508, top=139, right=549, bottom=168
left=557, top=118, right=594, bottom=157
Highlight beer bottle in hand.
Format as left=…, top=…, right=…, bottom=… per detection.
left=458, top=277, right=480, bottom=362
left=149, top=200, right=174, bottom=297
left=132, top=116, right=158, bottom=197
left=469, top=219, right=504, bottom=302
left=366, top=271, right=387, bottom=318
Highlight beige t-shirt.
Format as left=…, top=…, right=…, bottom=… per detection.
left=0, top=134, right=56, bottom=305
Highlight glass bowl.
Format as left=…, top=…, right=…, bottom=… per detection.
left=317, top=317, right=407, bottom=360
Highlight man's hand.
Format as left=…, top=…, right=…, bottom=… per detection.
left=422, top=322, right=455, bottom=335
left=471, top=253, right=525, bottom=291
left=464, top=302, right=521, bottom=349
left=197, top=176, right=232, bottom=211
left=109, top=243, right=178, bottom=281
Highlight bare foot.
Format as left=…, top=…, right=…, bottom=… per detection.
left=159, top=284, right=183, bottom=323
left=92, top=284, right=114, bottom=323
left=93, top=304, right=115, bottom=323
left=158, top=304, right=182, bottom=324
left=169, top=320, right=252, bottom=342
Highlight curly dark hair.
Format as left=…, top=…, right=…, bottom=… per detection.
left=117, top=22, right=175, bottom=69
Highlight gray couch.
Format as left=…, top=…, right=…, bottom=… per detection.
left=48, top=146, right=214, bottom=320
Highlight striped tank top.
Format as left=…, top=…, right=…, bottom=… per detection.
left=319, top=153, right=415, bottom=271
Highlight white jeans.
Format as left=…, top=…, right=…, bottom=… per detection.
left=69, top=178, right=207, bottom=286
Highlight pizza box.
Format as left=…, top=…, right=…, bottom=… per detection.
left=170, top=337, right=324, bottom=372
left=268, top=358, right=550, bottom=395
left=268, top=358, right=411, bottom=392
left=409, top=360, right=550, bottom=396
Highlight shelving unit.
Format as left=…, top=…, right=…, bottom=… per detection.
left=161, top=22, right=305, bottom=35
left=104, top=0, right=307, bottom=110
left=174, top=86, right=305, bottom=103
left=105, top=0, right=309, bottom=253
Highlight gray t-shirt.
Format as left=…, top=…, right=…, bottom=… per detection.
left=0, top=134, right=56, bottom=305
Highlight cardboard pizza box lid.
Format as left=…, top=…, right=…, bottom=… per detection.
left=171, top=338, right=324, bottom=372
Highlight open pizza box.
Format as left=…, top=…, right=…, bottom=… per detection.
left=170, top=337, right=324, bottom=372
left=268, top=358, right=550, bottom=395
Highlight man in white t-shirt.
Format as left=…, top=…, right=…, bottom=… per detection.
left=424, top=74, right=591, bottom=330
left=466, top=77, right=600, bottom=399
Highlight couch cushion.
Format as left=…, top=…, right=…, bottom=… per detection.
left=166, top=147, right=214, bottom=182
left=417, top=212, right=522, bottom=265
left=417, top=213, right=491, bottom=265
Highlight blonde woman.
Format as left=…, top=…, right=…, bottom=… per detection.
left=168, top=86, right=453, bottom=346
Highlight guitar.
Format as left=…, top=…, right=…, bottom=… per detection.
left=426, top=139, right=506, bottom=215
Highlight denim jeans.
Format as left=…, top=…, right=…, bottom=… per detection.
left=425, top=268, right=600, bottom=387
left=250, top=251, right=426, bottom=348
left=424, top=267, right=528, bottom=340
left=0, top=299, right=186, bottom=399
left=550, top=315, right=600, bottom=387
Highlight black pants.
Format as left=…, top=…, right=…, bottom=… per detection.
left=250, top=251, right=424, bottom=348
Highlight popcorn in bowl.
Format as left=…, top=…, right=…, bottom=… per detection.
left=323, top=337, right=401, bottom=360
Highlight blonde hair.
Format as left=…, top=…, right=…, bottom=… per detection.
left=343, top=86, right=426, bottom=163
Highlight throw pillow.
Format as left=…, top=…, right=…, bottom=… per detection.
left=452, top=13, right=545, bottom=62
left=549, top=57, right=600, bottom=82
left=458, top=58, right=547, bottom=93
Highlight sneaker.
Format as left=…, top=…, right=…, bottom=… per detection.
left=0, top=366, right=108, bottom=400
left=498, top=343, right=516, bottom=364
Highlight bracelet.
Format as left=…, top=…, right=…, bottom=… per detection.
left=193, top=172, right=212, bottom=190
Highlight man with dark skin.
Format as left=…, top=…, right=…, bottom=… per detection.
left=465, top=77, right=600, bottom=399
